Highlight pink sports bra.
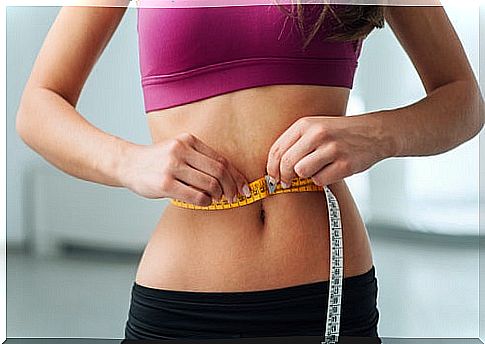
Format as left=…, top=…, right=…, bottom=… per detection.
left=137, top=3, right=365, bottom=113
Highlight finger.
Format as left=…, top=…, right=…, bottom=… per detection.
left=226, top=163, right=252, bottom=199
left=169, top=178, right=213, bottom=207
left=184, top=133, right=248, bottom=200
left=187, top=133, right=226, bottom=163
left=311, top=160, right=348, bottom=187
left=266, top=119, right=305, bottom=183
left=279, top=133, right=319, bottom=186
left=192, top=137, right=251, bottom=198
left=174, top=163, right=223, bottom=201
left=184, top=143, right=239, bottom=201
left=293, top=144, right=337, bottom=178
left=190, top=136, right=250, bottom=201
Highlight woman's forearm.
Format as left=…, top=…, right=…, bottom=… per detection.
left=16, top=86, right=136, bottom=187
left=361, top=79, right=485, bottom=159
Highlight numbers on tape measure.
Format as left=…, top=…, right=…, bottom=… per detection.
left=323, top=185, right=343, bottom=344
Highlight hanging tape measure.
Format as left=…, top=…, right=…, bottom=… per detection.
left=170, top=175, right=344, bottom=344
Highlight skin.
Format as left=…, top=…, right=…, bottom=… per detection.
left=16, top=4, right=484, bottom=292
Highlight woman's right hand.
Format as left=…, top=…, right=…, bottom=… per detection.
left=118, top=132, right=252, bottom=206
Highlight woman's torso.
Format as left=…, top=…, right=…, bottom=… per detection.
left=135, top=84, right=374, bottom=292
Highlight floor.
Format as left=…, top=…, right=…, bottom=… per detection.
left=6, top=226, right=481, bottom=340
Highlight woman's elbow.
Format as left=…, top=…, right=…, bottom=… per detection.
left=16, top=98, right=29, bottom=142
left=477, top=88, right=485, bottom=134
left=15, top=88, right=38, bottom=145
left=461, top=78, right=485, bottom=139
left=472, top=83, right=485, bottom=137
left=16, top=104, right=30, bottom=145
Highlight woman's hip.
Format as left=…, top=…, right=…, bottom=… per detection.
left=124, top=265, right=380, bottom=341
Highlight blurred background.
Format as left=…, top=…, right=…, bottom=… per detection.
left=6, top=3, right=485, bottom=341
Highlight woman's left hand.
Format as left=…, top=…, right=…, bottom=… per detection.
left=265, top=115, right=393, bottom=188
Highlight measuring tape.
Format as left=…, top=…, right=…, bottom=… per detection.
left=170, top=175, right=323, bottom=209
left=170, top=175, right=344, bottom=344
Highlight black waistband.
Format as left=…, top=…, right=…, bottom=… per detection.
left=131, top=265, right=376, bottom=304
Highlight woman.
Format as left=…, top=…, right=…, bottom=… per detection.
left=15, top=0, right=484, bottom=342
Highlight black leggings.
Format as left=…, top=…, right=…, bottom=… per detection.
left=123, top=265, right=380, bottom=342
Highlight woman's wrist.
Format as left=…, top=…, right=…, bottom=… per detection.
left=110, top=137, right=143, bottom=188
left=357, top=80, right=484, bottom=160
left=353, top=110, right=401, bottom=161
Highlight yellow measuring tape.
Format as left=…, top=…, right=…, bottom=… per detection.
left=170, top=175, right=324, bottom=210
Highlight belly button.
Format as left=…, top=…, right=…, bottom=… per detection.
left=259, top=207, right=265, bottom=223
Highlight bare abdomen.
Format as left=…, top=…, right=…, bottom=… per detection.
left=135, top=84, right=374, bottom=292
left=135, top=180, right=374, bottom=292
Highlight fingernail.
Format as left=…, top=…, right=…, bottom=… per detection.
left=242, top=184, right=251, bottom=197
left=281, top=181, right=290, bottom=189
left=232, top=194, right=238, bottom=203
left=268, top=175, right=276, bottom=186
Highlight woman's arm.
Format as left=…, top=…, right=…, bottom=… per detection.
left=265, top=5, right=485, bottom=186
left=16, top=5, right=251, bottom=204
left=16, top=5, right=133, bottom=187
left=363, top=5, right=485, bottom=159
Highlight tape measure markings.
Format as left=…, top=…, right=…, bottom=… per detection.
left=170, top=176, right=325, bottom=210
left=323, top=185, right=343, bottom=344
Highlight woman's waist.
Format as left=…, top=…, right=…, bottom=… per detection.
left=162, top=182, right=338, bottom=228
left=156, top=191, right=330, bottom=251
left=137, top=222, right=328, bottom=291
left=137, top=209, right=372, bottom=292
left=156, top=180, right=365, bottom=244
left=144, top=216, right=333, bottom=283
left=136, top=185, right=372, bottom=289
